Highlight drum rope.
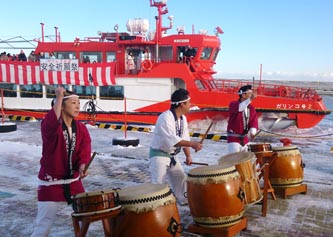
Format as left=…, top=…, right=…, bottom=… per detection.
left=192, top=211, right=245, bottom=227
left=119, top=189, right=173, bottom=205
left=187, top=169, right=238, bottom=178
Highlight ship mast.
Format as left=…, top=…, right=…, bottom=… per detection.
left=150, top=0, right=173, bottom=61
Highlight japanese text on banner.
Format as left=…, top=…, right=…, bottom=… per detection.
left=40, top=59, right=79, bottom=72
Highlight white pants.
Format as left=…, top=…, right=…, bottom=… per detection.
left=31, top=201, right=66, bottom=237
left=149, top=156, right=187, bottom=202
left=228, top=142, right=249, bottom=154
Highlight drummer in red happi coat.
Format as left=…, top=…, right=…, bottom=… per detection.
left=31, top=87, right=92, bottom=237
left=227, top=85, right=259, bottom=153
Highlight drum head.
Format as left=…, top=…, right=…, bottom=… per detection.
left=187, top=164, right=239, bottom=185
left=218, top=152, right=255, bottom=166
left=118, top=183, right=169, bottom=200
left=118, top=183, right=176, bottom=213
left=188, top=163, right=235, bottom=176
left=272, top=146, right=298, bottom=152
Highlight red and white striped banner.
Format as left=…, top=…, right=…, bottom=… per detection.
left=0, top=61, right=115, bottom=85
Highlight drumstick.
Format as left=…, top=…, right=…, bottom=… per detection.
left=200, top=121, right=214, bottom=144
left=251, top=129, right=262, bottom=140
left=184, top=161, right=209, bottom=166
left=83, top=152, right=98, bottom=173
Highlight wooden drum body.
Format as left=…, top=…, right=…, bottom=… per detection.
left=270, top=146, right=304, bottom=187
left=187, top=164, right=245, bottom=228
left=248, top=143, right=272, bottom=153
left=219, top=152, right=263, bottom=205
left=72, top=190, right=118, bottom=214
left=249, top=143, right=273, bottom=165
left=114, top=183, right=181, bottom=237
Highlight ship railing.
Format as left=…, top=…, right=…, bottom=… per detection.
left=203, top=79, right=321, bottom=101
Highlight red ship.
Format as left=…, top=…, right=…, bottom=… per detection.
left=0, top=0, right=330, bottom=131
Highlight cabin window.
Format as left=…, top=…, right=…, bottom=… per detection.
left=0, top=83, right=17, bottom=97
left=177, top=46, right=185, bottom=63
left=194, top=80, right=206, bottom=90
left=159, top=46, right=173, bottom=62
left=100, top=85, right=124, bottom=100
left=54, top=52, right=76, bottom=59
left=140, top=47, right=151, bottom=60
left=73, top=86, right=96, bottom=99
left=212, top=48, right=220, bottom=62
left=20, top=85, right=43, bottom=98
left=207, top=80, right=217, bottom=89
left=106, top=52, right=116, bottom=62
left=46, top=84, right=71, bottom=98
left=200, top=47, right=213, bottom=60
left=177, top=46, right=197, bottom=63
left=80, top=52, right=102, bottom=63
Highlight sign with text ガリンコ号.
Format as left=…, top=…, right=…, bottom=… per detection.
left=40, top=59, right=79, bottom=72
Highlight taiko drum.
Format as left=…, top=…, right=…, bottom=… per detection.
left=114, top=183, right=182, bottom=237
left=219, top=152, right=263, bottom=205
left=270, top=146, right=305, bottom=187
left=248, top=143, right=272, bottom=153
left=248, top=143, right=274, bottom=166
left=71, top=189, right=119, bottom=214
left=187, top=163, right=245, bottom=228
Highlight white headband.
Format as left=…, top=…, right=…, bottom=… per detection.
left=171, top=97, right=191, bottom=105
left=64, top=94, right=79, bottom=99
left=52, top=94, right=79, bottom=106
left=238, top=89, right=253, bottom=95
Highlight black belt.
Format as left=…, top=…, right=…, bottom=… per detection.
left=63, top=183, right=72, bottom=205
left=169, top=156, right=177, bottom=167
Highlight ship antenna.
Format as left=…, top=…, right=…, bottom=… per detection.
left=54, top=26, right=58, bottom=43
left=40, top=23, right=45, bottom=42
left=150, top=0, right=169, bottom=62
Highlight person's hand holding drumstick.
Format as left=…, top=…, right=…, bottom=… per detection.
left=184, top=121, right=213, bottom=166
left=79, top=152, right=97, bottom=179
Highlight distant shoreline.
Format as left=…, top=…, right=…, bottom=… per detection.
left=314, top=90, right=333, bottom=95
left=227, top=79, right=333, bottom=95
left=265, top=80, right=333, bottom=95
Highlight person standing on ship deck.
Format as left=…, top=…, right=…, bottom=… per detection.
left=127, top=50, right=135, bottom=74
left=149, top=89, right=202, bottom=204
left=17, top=49, right=27, bottom=61
left=227, top=84, right=259, bottom=153
left=31, top=87, right=92, bottom=237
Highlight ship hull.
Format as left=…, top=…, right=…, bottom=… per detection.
left=1, top=104, right=327, bottom=131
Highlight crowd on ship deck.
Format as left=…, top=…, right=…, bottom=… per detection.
left=0, top=50, right=44, bottom=62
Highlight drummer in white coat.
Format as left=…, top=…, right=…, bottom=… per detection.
left=149, top=89, right=202, bottom=204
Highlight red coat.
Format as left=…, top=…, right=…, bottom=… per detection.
left=227, top=100, right=258, bottom=145
left=37, top=109, right=91, bottom=201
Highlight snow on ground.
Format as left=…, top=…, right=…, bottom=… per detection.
left=0, top=116, right=333, bottom=236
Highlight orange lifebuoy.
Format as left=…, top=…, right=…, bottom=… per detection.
left=141, top=59, right=153, bottom=71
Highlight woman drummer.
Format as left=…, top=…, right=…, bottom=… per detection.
left=31, top=87, right=92, bottom=236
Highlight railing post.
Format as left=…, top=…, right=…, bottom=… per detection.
left=124, top=96, right=127, bottom=138
left=1, top=89, right=4, bottom=124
